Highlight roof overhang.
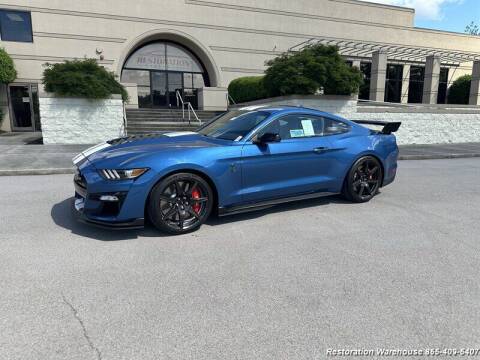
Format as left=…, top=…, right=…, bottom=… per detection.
left=289, top=37, right=480, bottom=67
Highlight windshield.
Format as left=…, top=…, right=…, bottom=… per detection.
left=198, top=110, right=271, bottom=141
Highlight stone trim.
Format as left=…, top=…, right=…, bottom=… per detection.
left=221, top=67, right=265, bottom=74
left=33, top=31, right=125, bottom=43
left=11, top=54, right=114, bottom=65
left=211, top=46, right=283, bottom=56
left=329, top=0, right=414, bottom=13
left=39, top=94, right=122, bottom=100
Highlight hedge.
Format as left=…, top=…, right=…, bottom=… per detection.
left=447, top=75, right=471, bottom=104
left=228, top=76, right=267, bottom=103
left=43, top=59, right=128, bottom=102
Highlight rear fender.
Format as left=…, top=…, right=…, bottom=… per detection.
left=342, top=135, right=398, bottom=187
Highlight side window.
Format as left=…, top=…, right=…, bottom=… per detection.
left=256, top=114, right=350, bottom=140
left=257, top=118, right=280, bottom=138
left=258, top=114, right=326, bottom=140
left=324, top=118, right=350, bottom=135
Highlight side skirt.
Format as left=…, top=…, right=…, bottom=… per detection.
left=218, top=191, right=338, bottom=217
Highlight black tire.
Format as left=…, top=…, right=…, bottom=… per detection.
left=148, top=173, right=213, bottom=234
left=342, top=156, right=383, bottom=203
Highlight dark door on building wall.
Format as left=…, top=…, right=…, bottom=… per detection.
left=408, top=66, right=425, bottom=103
left=384, top=64, right=403, bottom=103
left=151, top=71, right=184, bottom=108
left=168, top=72, right=183, bottom=107
left=9, top=84, right=40, bottom=132
left=152, top=72, right=168, bottom=107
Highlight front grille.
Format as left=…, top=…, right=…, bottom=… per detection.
left=88, top=192, right=128, bottom=217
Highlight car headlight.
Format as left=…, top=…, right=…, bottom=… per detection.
left=99, top=168, right=149, bottom=180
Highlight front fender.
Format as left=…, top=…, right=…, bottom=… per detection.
left=134, top=146, right=243, bottom=215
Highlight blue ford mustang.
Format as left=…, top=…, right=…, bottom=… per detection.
left=73, top=106, right=400, bottom=234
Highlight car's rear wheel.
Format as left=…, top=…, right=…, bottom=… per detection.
left=148, top=173, right=213, bottom=234
left=343, top=156, right=383, bottom=203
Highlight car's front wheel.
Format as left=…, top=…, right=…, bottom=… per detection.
left=343, top=156, right=383, bottom=203
left=148, top=173, right=213, bottom=234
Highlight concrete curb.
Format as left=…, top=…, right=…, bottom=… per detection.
left=398, top=153, right=480, bottom=160
left=0, top=168, right=74, bottom=176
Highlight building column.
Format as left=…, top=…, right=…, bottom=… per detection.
left=469, top=60, right=480, bottom=105
left=401, top=64, right=410, bottom=104
left=369, top=50, right=387, bottom=102
left=422, top=55, right=441, bottom=104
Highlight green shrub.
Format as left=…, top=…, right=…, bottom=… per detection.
left=43, top=59, right=128, bottom=102
left=228, top=76, right=267, bottom=103
left=0, top=48, right=17, bottom=84
left=447, top=75, right=471, bottom=104
left=264, top=45, right=363, bottom=97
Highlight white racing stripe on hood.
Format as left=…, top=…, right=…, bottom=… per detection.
left=163, top=131, right=198, bottom=137
left=73, top=142, right=112, bottom=165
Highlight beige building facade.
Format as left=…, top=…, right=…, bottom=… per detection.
left=1, top=0, right=480, bottom=132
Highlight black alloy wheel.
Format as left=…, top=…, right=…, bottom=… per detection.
left=148, top=173, right=213, bottom=234
left=343, top=156, right=383, bottom=203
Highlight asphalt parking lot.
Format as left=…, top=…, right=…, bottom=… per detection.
left=1, top=158, right=480, bottom=360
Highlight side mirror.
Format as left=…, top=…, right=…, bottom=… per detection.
left=253, top=132, right=281, bottom=145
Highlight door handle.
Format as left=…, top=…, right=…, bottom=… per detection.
left=313, top=147, right=329, bottom=154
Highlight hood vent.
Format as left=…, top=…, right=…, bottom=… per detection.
left=108, top=133, right=166, bottom=146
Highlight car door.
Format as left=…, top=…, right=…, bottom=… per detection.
left=240, top=113, right=338, bottom=203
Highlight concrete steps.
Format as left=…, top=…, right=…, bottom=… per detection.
left=126, top=108, right=222, bottom=135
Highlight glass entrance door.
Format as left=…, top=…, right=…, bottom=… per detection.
left=151, top=72, right=184, bottom=108
left=9, top=84, right=34, bottom=131
left=151, top=72, right=167, bottom=107
left=168, top=73, right=183, bottom=108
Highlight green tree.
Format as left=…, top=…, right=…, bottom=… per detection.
left=0, top=48, right=17, bottom=84
left=447, top=75, right=471, bottom=104
left=228, top=76, right=267, bottom=103
left=465, top=21, right=479, bottom=35
left=0, top=48, right=16, bottom=128
left=263, top=45, right=363, bottom=97
left=43, top=59, right=128, bottom=102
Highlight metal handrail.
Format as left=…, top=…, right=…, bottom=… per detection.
left=227, top=92, right=236, bottom=105
left=122, top=102, right=128, bottom=136
left=176, top=90, right=201, bottom=125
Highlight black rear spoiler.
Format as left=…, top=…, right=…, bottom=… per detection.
left=352, top=120, right=401, bottom=135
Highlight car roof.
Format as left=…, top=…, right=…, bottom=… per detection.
left=236, top=104, right=349, bottom=122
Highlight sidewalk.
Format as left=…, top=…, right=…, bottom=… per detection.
left=398, top=142, right=480, bottom=160
left=0, top=144, right=89, bottom=175
left=0, top=139, right=479, bottom=176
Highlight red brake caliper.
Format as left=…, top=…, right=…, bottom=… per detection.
left=191, top=188, right=201, bottom=214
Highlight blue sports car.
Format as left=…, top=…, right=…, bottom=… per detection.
left=73, top=106, right=400, bottom=234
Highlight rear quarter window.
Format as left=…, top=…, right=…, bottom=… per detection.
left=324, top=118, right=350, bottom=135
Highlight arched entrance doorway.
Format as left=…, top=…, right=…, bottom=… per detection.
left=121, top=41, right=210, bottom=109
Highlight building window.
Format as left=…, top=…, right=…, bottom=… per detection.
left=437, top=68, right=449, bottom=104
left=0, top=9, right=33, bottom=42
left=121, top=41, right=209, bottom=109
left=358, top=62, right=371, bottom=100
left=408, top=66, right=425, bottom=103
left=385, top=64, right=403, bottom=103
